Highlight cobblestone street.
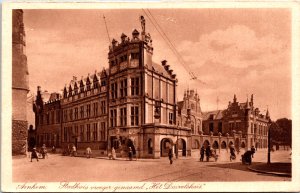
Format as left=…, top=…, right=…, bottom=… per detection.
left=13, top=150, right=291, bottom=182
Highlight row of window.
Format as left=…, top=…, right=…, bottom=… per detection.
left=110, top=77, right=140, bottom=99
left=38, top=110, right=60, bottom=125
left=63, top=122, right=106, bottom=142
left=251, top=123, right=268, bottom=135
left=63, top=101, right=106, bottom=122
left=110, top=106, right=139, bottom=127
left=110, top=53, right=139, bottom=66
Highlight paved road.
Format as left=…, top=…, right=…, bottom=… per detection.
left=13, top=150, right=291, bottom=182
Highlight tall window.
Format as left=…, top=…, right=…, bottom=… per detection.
left=209, top=122, right=214, bottom=133
left=75, top=125, right=79, bottom=137
left=131, top=106, right=139, bottom=126
left=80, top=125, right=84, bottom=142
left=93, top=102, right=98, bottom=116
left=87, top=104, right=91, bottom=117
left=93, top=123, right=98, bottom=141
left=86, top=124, right=91, bottom=141
left=169, top=112, right=173, bottom=124
left=131, top=77, right=139, bottom=96
left=110, top=82, right=118, bottom=99
left=51, top=111, right=54, bottom=124
left=101, top=101, right=106, bottom=114
left=63, top=127, right=67, bottom=142
left=120, top=107, right=127, bottom=126
left=110, top=109, right=117, bottom=127
left=56, top=110, right=60, bottom=123
left=74, top=107, right=78, bottom=120
left=80, top=106, right=84, bottom=118
left=101, top=122, right=106, bottom=141
left=218, top=122, right=222, bottom=133
left=120, top=79, right=128, bottom=98
left=69, top=109, right=73, bottom=121
left=63, top=110, right=67, bottom=122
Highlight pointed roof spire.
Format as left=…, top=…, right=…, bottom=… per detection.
left=233, top=94, right=237, bottom=103
left=245, top=97, right=250, bottom=109
left=266, top=106, right=270, bottom=118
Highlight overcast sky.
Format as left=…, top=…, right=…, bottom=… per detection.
left=23, top=9, right=291, bottom=120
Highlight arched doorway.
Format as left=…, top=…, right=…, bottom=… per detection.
left=221, top=141, right=227, bottom=149
left=213, top=141, right=219, bottom=149
left=203, top=140, right=210, bottom=148
left=160, top=138, right=173, bottom=157
left=126, top=138, right=136, bottom=156
left=148, top=138, right=153, bottom=154
left=176, top=138, right=187, bottom=156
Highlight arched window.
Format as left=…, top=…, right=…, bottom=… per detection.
left=191, top=121, right=195, bottom=134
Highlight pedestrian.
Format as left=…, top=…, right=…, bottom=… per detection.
left=205, top=145, right=211, bottom=162
left=168, top=147, right=173, bottom=164
left=111, top=147, right=116, bottom=160
left=200, top=146, right=205, bottom=162
left=41, top=144, right=47, bottom=159
left=71, top=145, right=77, bottom=157
left=86, top=147, right=92, bottom=158
left=251, top=145, right=256, bottom=158
left=230, top=144, right=236, bottom=161
left=128, top=147, right=133, bottom=161
left=31, top=147, right=39, bottom=162
left=52, top=146, right=56, bottom=153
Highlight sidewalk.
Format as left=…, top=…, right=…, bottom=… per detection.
left=248, top=162, right=291, bottom=177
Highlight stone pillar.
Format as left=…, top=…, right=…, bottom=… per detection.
left=12, top=9, right=29, bottom=155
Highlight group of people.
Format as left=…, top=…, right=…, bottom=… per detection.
left=200, top=145, right=218, bottom=162
left=30, top=144, right=48, bottom=162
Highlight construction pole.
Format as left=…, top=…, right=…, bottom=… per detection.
left=267, top=120, right=271, bottom=165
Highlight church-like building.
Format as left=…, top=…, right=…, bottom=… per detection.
left=33, top=16, right=270, bottom=158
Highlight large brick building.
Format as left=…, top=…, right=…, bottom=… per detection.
left=33, top=16, right=270, bottom=158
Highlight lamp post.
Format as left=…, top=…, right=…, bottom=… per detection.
left=267, top=119, right=272, bottom=165
left=176, top=123, right=179, bottom=159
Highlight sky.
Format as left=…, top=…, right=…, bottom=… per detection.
left=23, top=9, right=291, bottom=121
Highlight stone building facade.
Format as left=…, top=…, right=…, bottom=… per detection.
left=33, top=88, right=61, bottom=148
left=202, top=94, right=270, bottom=151
left=32, top=16, right=270, bottom=158
left=60, top=71, right=108, bottom=153
left=12, top=9, right=29, bottom=155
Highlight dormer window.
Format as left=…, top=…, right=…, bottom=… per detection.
left=209, top=114, right=214, bottom=120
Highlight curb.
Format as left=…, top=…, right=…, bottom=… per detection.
left=247, top=166, right=291, bottom=177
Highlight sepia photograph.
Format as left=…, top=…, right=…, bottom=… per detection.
left=2, top=2, right=300, bottom=192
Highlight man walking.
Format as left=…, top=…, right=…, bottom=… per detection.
left=30, top=147, right=39, bottom=162
left=168, top=147, right=173, bottom=164
left=200, top=146, right=205, bottom=162
left=206, top=145, right=211, bottom=162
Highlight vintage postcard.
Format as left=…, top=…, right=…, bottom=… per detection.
left=1, top=1, right=300, bottom=192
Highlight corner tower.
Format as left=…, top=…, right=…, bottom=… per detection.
left=107, top=16, right=179, bottom=158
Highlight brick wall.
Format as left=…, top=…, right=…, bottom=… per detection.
left=12, top=120, right=28, bottom=155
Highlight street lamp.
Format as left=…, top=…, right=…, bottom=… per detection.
left=267, top=119, right=272, bottom=165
